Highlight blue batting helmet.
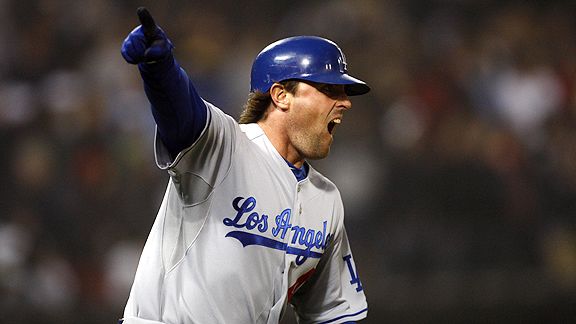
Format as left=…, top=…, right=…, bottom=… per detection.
left=250, top=36, right=370, bottom=96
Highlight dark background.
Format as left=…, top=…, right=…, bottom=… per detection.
left=0, top=0, right=574, bottom=323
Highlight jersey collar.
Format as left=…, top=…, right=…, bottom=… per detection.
left=285, top=159, right=309, bottom=181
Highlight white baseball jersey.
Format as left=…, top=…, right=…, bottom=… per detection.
left=122, top=102, right=367, bottom=324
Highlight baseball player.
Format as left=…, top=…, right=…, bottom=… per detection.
left=119, top=7, right=370, bottom=324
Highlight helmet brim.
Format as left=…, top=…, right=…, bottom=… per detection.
left=341, top=75, right=371, bottom=96
left=299, top=73, right=370, bottom=96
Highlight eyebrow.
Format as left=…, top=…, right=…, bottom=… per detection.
left=317, top=84, right=346, bottom=97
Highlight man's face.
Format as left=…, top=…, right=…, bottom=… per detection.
left=285, top=81, right=352, bottom=161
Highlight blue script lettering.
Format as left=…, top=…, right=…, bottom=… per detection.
left=290, top=221, right=328, bottom=251
left=223, top=196, right=333, bottom=265
left=271, top=209, right=292, bottom=239
left=223, top=197, right=268, bottom=233
left=343, top=254, right=363, bottom=292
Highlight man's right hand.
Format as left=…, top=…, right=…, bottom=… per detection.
left=121, top=7, right=174, bottom=64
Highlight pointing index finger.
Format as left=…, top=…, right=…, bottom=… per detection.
left=137, top=7, right=157, bottom=40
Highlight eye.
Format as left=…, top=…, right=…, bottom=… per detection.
left=317, top=84, right=346, bottom=99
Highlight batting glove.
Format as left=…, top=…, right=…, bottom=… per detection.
left=121, top=7, right=174, bottom=64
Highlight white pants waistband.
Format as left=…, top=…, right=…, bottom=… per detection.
left=120, top=317, right=166, bottom=324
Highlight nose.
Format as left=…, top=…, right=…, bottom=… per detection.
left=334, top=86, right=352, bottom=110
left=338, top=97, right=352, bottom=111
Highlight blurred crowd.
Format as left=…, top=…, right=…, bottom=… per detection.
left=0, top=0, right=574, bottom=323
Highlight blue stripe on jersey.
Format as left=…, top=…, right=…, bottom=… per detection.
left=225, top=231, right=324, bottom=262
left=318, top=308, right=367, bottom=324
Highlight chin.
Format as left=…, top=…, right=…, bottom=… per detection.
left=297, top=134, right=332, bottom=160
left=306, top=147, right=331, bottom=161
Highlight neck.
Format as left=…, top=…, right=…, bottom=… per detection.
left=257, top=120, right=304, bottom=168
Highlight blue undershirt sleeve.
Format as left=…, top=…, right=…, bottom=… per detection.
left=138, top=54, right=208, bottom=159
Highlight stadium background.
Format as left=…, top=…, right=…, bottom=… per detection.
left=0, top=0, right=574, bottom=323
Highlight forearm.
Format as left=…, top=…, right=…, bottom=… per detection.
left=139, top=55, right=207, bottom=158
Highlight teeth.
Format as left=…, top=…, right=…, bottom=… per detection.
left=333, top=118, right=341, bottom=124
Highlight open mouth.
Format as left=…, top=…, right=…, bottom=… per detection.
left=327, top=118, right=342, bottom=135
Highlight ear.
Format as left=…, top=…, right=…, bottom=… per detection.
left=270, top=83, right=291, bottom=111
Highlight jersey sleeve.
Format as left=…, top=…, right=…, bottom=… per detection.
left=155, top=102, right=239, bottom=206
left=290, top=199, right=368, bottom=324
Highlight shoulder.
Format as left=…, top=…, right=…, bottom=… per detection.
left=307, top=165, right=340, bottom=197
left=205, top=100, right=238, bottom=127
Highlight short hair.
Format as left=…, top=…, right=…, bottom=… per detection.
left=239, top=80, right=300, bottom=124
